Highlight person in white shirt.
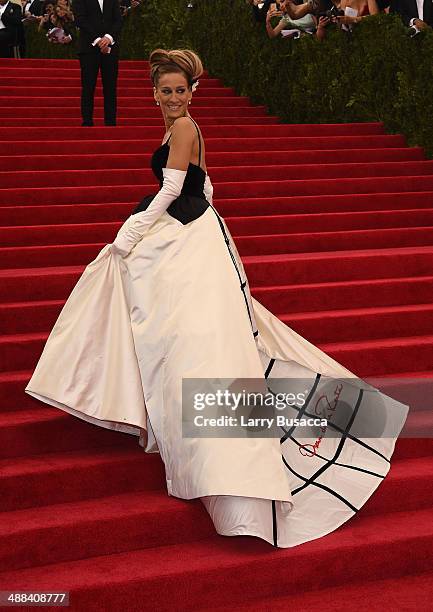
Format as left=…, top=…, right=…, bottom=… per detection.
left=0, top=0, right=22, bottom=57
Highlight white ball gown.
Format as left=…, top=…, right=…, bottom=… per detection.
left=26, top=116, right=409, bottom=548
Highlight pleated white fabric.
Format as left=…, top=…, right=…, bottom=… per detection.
left=26, top=202, right=409, bottom=548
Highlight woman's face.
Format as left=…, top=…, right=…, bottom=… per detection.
left=154, top=72, right=192, bottom=122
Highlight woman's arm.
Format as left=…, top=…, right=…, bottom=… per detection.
left=367, top=0, right=379, bottom=14
left=165, top=116, right=197, bottom=171
left=266, top=10, right=286, bottom=37
left=285, top=0, right=313, bottom=20
left=110, top=118, right=196, bottom=257
left=316, top=15, right=329, bottom=39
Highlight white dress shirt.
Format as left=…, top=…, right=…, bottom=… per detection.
left=0, top=1, right=10, bottom=30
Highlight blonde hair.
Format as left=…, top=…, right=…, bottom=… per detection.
left=149, top=49, right=203, bottom=89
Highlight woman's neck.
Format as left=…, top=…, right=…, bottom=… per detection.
left=164, top=112, right=191, bottom=132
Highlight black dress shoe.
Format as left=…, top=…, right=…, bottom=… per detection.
left=105, top=121, right=117, bottom=126
left=82, top=121, right=94, bottom=127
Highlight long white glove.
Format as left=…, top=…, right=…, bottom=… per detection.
left=203, top=174, right=214, bottom=205
left=111, top=167, right=187, bottom=258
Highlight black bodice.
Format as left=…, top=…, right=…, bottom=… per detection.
left=132, top=117, right=210, bottom=224
left=151, top=141, right=206, bottom=199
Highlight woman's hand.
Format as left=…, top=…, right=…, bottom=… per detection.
left=317, top=15, right=330, bottom=29
left=110, top=240, right=131, bottom=258
left=266, top=9, right=281, bottom=22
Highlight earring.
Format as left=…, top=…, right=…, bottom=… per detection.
left=188, top=100, right=191, bottom=105
left=156, top=101, right=160, bottom=106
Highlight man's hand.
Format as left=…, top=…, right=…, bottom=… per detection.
left=97, top=35, right=112, bottom=49
left=100, top=45, right=111, bottom=54
left=414, top=19, right=429, bottom=30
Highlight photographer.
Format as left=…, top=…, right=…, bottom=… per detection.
left=38, top=1, right=55, bottom=32
left=46, top=3, right=74, bottom=44
left=265, top=0, right=317, bottom=37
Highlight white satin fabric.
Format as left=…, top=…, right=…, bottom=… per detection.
left=26, top=201, right=409, bottom=548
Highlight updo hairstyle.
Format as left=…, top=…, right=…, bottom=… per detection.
left=149, top=49, right=203, bottom=89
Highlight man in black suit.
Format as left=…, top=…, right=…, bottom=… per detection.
left=72, top=0, right=123, bottom=126
left=23, top=0, right=44, bottom=17
left=391, top=0, right=433, bottom=29
left=0, top=0, right=22, bottom=58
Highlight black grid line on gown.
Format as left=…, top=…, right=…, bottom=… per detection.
left=271, top=500, right=278, bottom=547
left=264, top=358, right=390, bottom=513
left=290, top=389, right=363, bottom=495
left=210, top=205, right=258, bottom=338
left=265, top=359, right=279, bottom=543
left=265, top=358, right=391, bottom=462
left=286, top=435, right=386, bottom=479
left=274, top=382, right=391, bottom=464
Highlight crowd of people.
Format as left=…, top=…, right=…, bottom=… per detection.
left=1, top=0, right=431, bottom=58
left=247, top=0, right=433, bottom=40
left=0, top=0, right=141, bottom=57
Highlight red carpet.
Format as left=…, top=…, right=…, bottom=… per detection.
left=0, top=58, right=432, bottom=610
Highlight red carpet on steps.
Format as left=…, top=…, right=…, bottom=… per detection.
left=0, top=58, right=432, bottom=611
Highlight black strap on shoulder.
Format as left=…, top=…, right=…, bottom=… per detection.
left=189, top=116, right=202, bottom=166
left=165, top=117, right=201, bottom=165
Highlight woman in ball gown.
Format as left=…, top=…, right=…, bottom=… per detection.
left=26, top=48, right=408, bottom=548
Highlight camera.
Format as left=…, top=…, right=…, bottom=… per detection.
left=317, top=5, right=345, bottom=18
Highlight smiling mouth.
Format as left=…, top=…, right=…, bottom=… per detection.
left=167, top=106, right=181, bottom=111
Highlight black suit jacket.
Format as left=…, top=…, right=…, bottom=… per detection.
left=391, top=0, right=433, bottom=26
left=72, top=0, right=122, bottom=54
left=24, top=0, right=44, bottom=17
left=0, top=1, right=22, bottom=34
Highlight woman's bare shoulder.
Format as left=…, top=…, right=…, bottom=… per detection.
left=171, top=116, right=197, bottom=134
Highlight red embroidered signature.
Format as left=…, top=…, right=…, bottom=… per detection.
left=299, top=383, right=343, bottom=457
